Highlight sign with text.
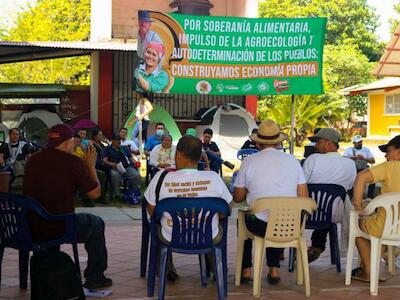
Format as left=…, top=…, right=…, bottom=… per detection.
left=136, top=11, right=326, bottom=95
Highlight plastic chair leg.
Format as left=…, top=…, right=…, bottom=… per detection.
left=345, top=235, right=356, bottom=285
left=213, top=247, right=225, bottom=300
left=18, top=250, right=29, bottom=289
left=296, top=244, right=303, bottom=286
left=158, top=247, right=169, bottom=300
left=147, top=237, right=158, bottom=297
left=388, top=246, right=395, bottom=275
left=299, top=240, right=311, bottom=297
left=199, top=254, right=208, bottom=287
left=253, top=238, right=265, bottom=297
left=72, top=243, right=81, bottom=281
left=288, top=247, right=296, bottom=273
left=329, top=225, right=341, bottom=272
left=0, top=245, right=4, bottom=287
left=222, top=245, right=228, bottom=297
left=370, top=237, right=382, bottom=296
left=234, top=235, right=245, bottom=286
left=140, top=224, right=150, bottom=278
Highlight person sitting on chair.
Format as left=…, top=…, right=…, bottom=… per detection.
left=202, top=128, right=234, bottom=172
left=149, top=133, right=176, bottom=172
left=303, top=128, right=356, bottom=263
left=144, top=122, right=166, bottom=153
left=102, top=134, right=141, bottom=200
left=240, top=128, right=258, bottom=150
left=145, top=135, right=232, bottom=281
left=23, top=124, right=112, bottom=289
left=233, top=119, right=308, bottom=285
left=351, top=135, right=400, bottom=282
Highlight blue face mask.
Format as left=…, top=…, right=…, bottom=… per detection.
left=156, top=129, right=164, bottom=136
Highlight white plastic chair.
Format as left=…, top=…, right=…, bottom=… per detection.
left=235, top=197, right=316, bottom=297
left=345, top=192, right=400, bottom=296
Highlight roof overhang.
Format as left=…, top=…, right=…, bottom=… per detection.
left=346, top=77, right=400, bottom=96
left=0, top=40, right=137, bottom=64
left=374, top=26, right=400, bottom=77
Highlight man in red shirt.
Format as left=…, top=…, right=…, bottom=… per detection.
left=23, top=124, right=112, bottom=289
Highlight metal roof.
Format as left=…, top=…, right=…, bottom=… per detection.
left=346, top=77, right=400, bottom=96
left=373, top=25, right=400, bottom=77
left=0, top=40, right=137, bottom=64
left=0, top=83, right=66, bottom=97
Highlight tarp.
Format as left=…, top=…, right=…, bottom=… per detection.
left=123, top=105, right=182, bottom=142
left=136, top=10, right=326, bottom=95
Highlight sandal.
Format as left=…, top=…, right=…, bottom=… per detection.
left=267, top=274, right=280, bottom=285
left=351, top=267, right=370, bottom=282
left=351, top=267, right=387, bottom=282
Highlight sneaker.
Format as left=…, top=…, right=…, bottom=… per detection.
left=83, top=276, right=113, bottom=289
left=223, top=161, right=235, bottom=170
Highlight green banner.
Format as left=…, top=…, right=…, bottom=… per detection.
left=136, top=11, right=326, bottom=95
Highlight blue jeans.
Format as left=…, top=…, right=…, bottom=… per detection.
left=205, top=150, right=223, bottom=173
left=132, top=119, right=150, bottom=148
left=75, top=213, right=108, bottom=280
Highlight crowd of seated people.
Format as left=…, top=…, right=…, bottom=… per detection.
left=6, top=116, right=400, bottom=295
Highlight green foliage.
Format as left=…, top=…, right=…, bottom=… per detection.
left=390, top=2, right=400, bottom=34
left=0, top=0, right=90, bottom=85
left=259, top=0, right=384, bottom=62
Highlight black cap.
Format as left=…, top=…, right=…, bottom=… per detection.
left=378, top=135, right=400, bottom=153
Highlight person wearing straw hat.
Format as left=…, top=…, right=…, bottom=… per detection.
left=233, top=119, right=308, bottom=284
left=303, top=128, right=356, bottom=263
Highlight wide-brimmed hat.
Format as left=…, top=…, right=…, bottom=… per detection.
left=378, top=135, right=400, bottom=153
left=308, top=128, right=341, bottom=144
left=47, top=124, right=74, bottom=148
left=250, top=119, right=287, bottom=144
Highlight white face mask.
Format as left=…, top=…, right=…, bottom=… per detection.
left=156, top=129, right=164, bottom=136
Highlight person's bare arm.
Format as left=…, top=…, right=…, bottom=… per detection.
left=297, top=183, right=309, bottom=198
left=233, top=187, right=247, bottom=203
left=103, top=157, right=117, bottom=169
left=84, top=146, right=101, bottom=200
left=201, top=151, right=210, bottom=170
left=353, top=169, right=374, bottom=211
left=138, top=98, right=154, bottom=120
left=0, top=153, right=4, bottom=167
left=147, top=204, right=155, bottom=216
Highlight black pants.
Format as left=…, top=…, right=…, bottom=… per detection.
left=75, top=213, right=108, bottom=281
left=311, top=229, right=329, bottom=252
left=242, top=215, right=283, bottom=268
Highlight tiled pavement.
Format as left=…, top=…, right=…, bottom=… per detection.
left=1, top=207, right=400, bottom=299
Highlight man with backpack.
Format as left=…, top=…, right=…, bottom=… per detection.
left=23, top=124, right=112, bottom=290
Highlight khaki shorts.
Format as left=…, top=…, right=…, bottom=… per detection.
left=359, top=207, right=386, bottom=238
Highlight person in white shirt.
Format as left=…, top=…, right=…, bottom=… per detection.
left=234, top=119, right=308, bottom=285
left=149, top=134, right=176, bottom=170
left=145, top=135, right=232, bottom=281
left=119, top=127, right=140, bottom=155
left=343, top=134, right=375, bottom=198
left=303, top=128, right=357, bottom=263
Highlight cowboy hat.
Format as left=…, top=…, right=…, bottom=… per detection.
left=250, top=119, right=287, bottom=144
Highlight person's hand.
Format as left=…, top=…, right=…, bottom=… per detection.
left=354, top=204, right=363, bottom=211
left=138, top=114, right=144, bottom=121
left=356, top=154, right=365, bottom=160
left=112, top=163, right=118, bottom=169
left=84, top=145, right=97, bottom=169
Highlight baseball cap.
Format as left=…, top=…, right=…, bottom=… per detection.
left=352, top=135, right=363, bottom=143
left=47, top=124, right=74, bottom=148
left=185, top=128, right=198, bottom=137
left=138, top=10, right=154, bottom=22
left=378, top=135, right=400, bottom=153
left=308, top=128, right=341, bottom=144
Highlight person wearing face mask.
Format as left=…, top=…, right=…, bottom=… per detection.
left=144, top=122, right=167, bottom=154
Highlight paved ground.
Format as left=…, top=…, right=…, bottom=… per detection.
left=1, top=207, right=400, bottom=299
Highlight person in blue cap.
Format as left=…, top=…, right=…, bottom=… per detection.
left=137, top=10, right=162, bottom=60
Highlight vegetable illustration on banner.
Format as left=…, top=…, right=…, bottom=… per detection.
left=135, top=10, right=327, bottom=95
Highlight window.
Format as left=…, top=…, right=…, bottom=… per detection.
left=385, top=94, right=400, bottom=114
